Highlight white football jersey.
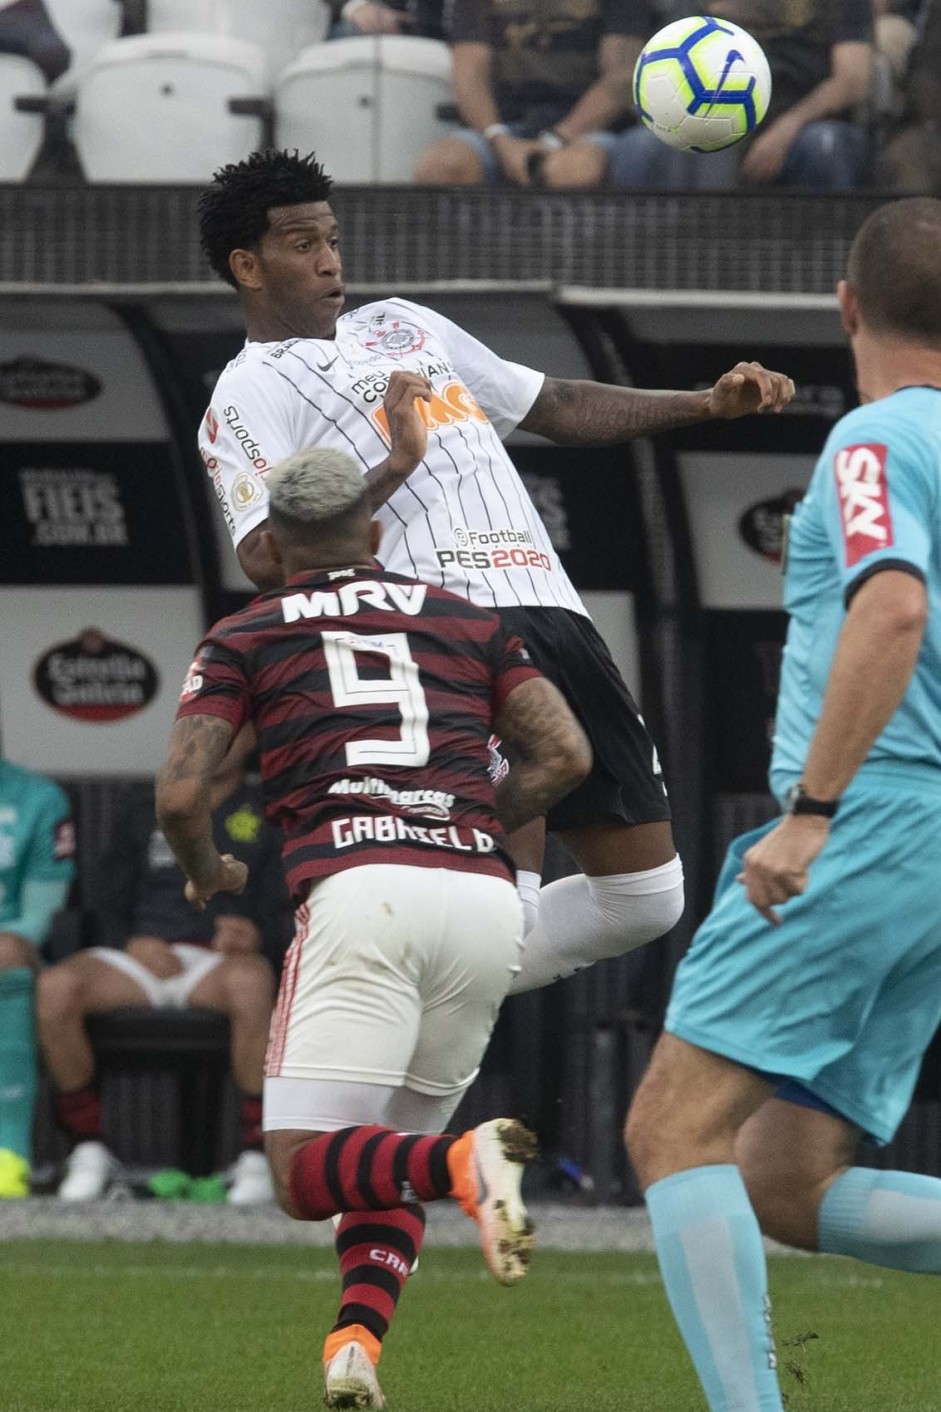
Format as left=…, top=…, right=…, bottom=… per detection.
left=199, top=298, right=586, bottom=614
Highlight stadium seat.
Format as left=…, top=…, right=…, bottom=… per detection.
left=44, top=0, right=122, bottom=84
left=146, top=0, right=329, bottom=80
left=73, top=32, right=268, bottom=182
left=276, top=35, right=455, bottom=183
left=0, top=53, right=46, bottom=180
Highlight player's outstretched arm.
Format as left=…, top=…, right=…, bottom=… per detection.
left=156, top=713, right=246, bottom=908
left=518, top=365, right=795, bottom=444
left=493, top=678, right=592, bottom=835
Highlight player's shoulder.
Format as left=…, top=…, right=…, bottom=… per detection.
left=346, top=295, right=432, bottom=320
left=211, top=338, right=304, bottom=389
left=342, top=296, right=444, bottom=336
left=201, top=595, right=277, bottom=648
left=0, top=760, right=69, bottom=814
left=383, top=572, right=501, bottom=626
left=824, top=390, right=941, bottom=464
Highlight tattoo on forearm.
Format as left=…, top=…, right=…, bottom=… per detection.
left=366, top=459, right=411, bottom=510
left=519, top=377, right=709, bottom=445
left=156, top=714, right=234, bottom=890
left=159, top=715, right=234, bottom=786
left=495, top=680, right=588, bottom=834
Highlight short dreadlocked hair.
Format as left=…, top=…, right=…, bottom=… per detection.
left=198, top=149, right=334, bottom=288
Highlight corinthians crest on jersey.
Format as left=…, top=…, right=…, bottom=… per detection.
left=199, top=297, right=586, bottom=615
left=362, top=313, right=427, bottom=357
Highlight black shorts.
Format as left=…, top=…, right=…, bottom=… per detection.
left=498, top=606, right=671, bottom=834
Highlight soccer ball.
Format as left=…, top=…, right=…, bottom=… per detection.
left=633, top=15, right=772, bottom=153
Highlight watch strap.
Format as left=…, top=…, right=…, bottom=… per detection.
left=785, top=784, right=839, bottom=818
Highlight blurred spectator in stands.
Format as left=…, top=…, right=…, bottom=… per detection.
left=0, top=0, right=68, bottom=81
left=36, top=752, right=292, bottom=1204
left=0, top=752, right=74, bottom=1198
left=612, top=1, right=875, bottom=192
left=328, top=0, right=447, bottom=39
left=876, top=0, right=941, bottom=191
left=413, top=0, right=643, bottom=189
left=874, top=0, right=921, bottom=87
left=867, top=0, right=921, bottom=136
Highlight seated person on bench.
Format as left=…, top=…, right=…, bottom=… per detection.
left=36, top=750, right=291, bottom=1203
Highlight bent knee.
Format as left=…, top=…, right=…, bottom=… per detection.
left=542, top=144, right=608, bottom=190
left=414, top=140, right=484, bottom=185
left=0, top=933, right=37, bottom=971
left=36, top=961, right=82, bottom=1020
left=218, top=954, right=274, bottom=1006
left=592, top=859, right=686, bottom=959
left=740, top=1164, right=830, bottom=1250
left=264, top=1132, right=309, bottom=1218
left=624, top=1083, right=683, bottom=1189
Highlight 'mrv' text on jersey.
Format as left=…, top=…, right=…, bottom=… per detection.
left=282, top=581, right=428, bottom=623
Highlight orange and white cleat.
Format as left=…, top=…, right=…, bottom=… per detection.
left=448, top=1118, right=537, bottom=1286
left=323, top=1329, right=386, bottom=1410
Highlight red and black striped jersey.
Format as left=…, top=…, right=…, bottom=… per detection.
left=175, top=566, right=542, bottom=900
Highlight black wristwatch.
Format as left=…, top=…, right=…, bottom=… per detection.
left=783, top=783, right=840, bottom=819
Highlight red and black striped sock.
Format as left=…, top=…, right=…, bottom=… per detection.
left=289, top=1125, right=456, bottom=1221
left=239, top=1093, right=264, bottom=1152
left=331, top=1204, right=426, bottom=1348
left=54, top=1083, right=102, bottom=1144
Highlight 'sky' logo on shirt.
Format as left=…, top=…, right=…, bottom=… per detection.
left=834, top=443, right=893, bottom=567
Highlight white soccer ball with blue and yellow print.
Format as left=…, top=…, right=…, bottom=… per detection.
left=633, top=15, right=772, bottom=152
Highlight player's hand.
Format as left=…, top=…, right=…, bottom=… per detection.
left=349, top=1, right=405, bottom=33
left=740, top=117, right=800, bottom=184
left=126, top=935, right=184, bottom=979
left=491, top=134, right=546, bottom=187
left=384, top=370, right=432, bottom=474
left=708, top=361, right=795, bottom=418
left=211, top=914, right=262, bottom=955
left=737, top=814, right=830, bottom=925
left=185, top=854, right=249, bottom=911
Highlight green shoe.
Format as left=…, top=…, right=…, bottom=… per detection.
left=0, top=1148, right=30, bottom=1198
left=189, top=1175, right=228, bottom=1204
left=148, top=1168, right=193, bottom=1201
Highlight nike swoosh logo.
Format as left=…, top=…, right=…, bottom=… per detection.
left=473, top=1153, right=490, bottom=1205
left=316, top=355, right=339, bottom=372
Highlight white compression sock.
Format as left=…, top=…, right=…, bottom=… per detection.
left=516, top=870, right=542, bottom=937
left=510, top=855, right=684, bottom=994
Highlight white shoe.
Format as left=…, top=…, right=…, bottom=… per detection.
left=227, top=1149, right=274, bottom=1205
left=451, top=1118, right=537, bottom=1286
left=323, top=1340, right=386, bottom=1410
left=58, top=1141, right=118, bottom=1201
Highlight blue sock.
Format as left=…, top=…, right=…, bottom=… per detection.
left=0, top=968, right=37, bottom=1163
left=820, top=1166, right=941, bottom=1273
left=646, top=1165, right=783, bottom=1412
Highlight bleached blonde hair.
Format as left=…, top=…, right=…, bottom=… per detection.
left=267, top=448, right=366, bottom=526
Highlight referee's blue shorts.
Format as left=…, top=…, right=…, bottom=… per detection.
left=666, top=764, right=941, bottom=1144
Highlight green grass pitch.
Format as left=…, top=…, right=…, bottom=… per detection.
left=0, top=1240, right=937, bottom=1411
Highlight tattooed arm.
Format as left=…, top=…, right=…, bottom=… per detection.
left=518, top=363, right=795, bottom=445
left=235, top=374, right=431, bottom=591
left=493, top=678, right=592, bottom=835
left=155, top=714, right=247, bottom=907
left=237, top=523, right=282, bottom=593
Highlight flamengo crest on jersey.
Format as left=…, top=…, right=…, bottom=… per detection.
left=198, top=298, right=586, bottom=615
left=834, top=443, right=894, bottom=567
